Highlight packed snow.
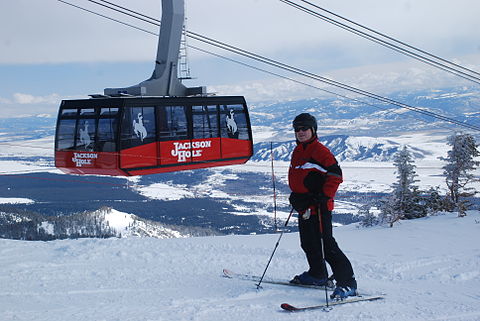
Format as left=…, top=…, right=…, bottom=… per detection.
left=101, top=208, right=186, bottom=239
left=1, top=211, right=479, bottom=321
left=103, top=209, right=136, bottom=231
left=135, top=183, right=195, bottom=201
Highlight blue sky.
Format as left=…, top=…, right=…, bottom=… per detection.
left=1, top=0, right=480, bottom=117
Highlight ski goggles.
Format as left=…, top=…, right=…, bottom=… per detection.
left=294, top=126, right=311, bottom=132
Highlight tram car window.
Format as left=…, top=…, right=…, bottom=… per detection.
left=158, top=106, right=188, bottom=141
left=192, top=105, right=219, bottom=139
left=57, top=117, right=77, bottom=150
left=120, top=106, right=156, bottom=150
left=221, top=104, right=249, bottom=140
left=98, top=108, right=119, bottom=152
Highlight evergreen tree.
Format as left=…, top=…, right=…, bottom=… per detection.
left=379, top=193, right=398, bottom=227
left=440, top=133, right=479, bottom=217
left=423, top=186, right=451, bottom=214
left=359, top=204, right=379, bottom=227
left=381, top=146, right=425, bottom=227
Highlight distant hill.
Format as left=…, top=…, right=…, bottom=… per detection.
left=0, top=206, right=221, bottom=241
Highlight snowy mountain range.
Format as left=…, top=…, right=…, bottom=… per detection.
left=252, top=135, right=430, bottom=162
left=248, top=86, right=480, bottom=139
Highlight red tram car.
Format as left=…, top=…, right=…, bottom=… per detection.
left=55, top=96, right=253, bottom=176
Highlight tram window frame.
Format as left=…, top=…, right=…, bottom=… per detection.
left=97, top=107, right=119, bottom=152
left=192, top=105, right=219, bottom=139
left=56, top=118, right=77, bottom=150
left=158, top=106, right=189, bottom=141
left=97, top=116, right=118, bottom=152
left=120, top=106, right=156, bottom=150
left=220, top=104, right=250, bottom=140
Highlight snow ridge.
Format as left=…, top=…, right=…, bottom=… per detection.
left=252, top=135, right=430, bottom=162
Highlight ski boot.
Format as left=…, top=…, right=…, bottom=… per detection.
left=330, top=286, right=358, bottom=300
left=290, top=272, right=329, bottom=286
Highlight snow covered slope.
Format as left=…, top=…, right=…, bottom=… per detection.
left=1, top=211, right=479, bottom=321
left=0, top=206, right=219, bottom=240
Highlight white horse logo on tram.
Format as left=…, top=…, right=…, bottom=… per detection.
left=133, top=113, right=147, bottom=141
left=226, top=109, right=238, bottom=138
left=79, top=121, right=92, bottom=149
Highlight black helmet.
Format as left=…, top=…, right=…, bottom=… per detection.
left=293, top=113, right=317, bottom=133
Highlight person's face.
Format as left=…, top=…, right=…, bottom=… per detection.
left=295, top=127, right=313, bottom=143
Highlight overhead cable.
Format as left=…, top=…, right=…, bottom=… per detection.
left=57, top=0, right=480, bottom=132
left=297, top=0, right=480, bottom=78
left=186, top=31, right=480, bottom=131
left=280, top=0, right=480, bottom=85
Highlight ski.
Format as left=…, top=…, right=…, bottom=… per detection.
left=222, top=268, right=334, bottom=290
left=281, top=295, right=384, bottom=312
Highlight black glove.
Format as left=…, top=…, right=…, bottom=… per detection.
left=310, top=193, right=330, bottom=205
left=289, top=192, right=313, bottom=212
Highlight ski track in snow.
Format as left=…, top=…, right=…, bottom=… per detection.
left=1, top=212, right=480, bottom=321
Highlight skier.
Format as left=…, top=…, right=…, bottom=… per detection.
left=288, top=112, right=357, bottom=299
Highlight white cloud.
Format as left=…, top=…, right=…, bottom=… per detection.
left=0, top=93, right=81, bottom=118
left=12, top=93, right=61, bottom=105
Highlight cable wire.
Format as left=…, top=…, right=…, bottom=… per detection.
left=55, top=0, right=463, bottom=133
left=297, top=0, right=480, bottom=78
left=186, top=30, right=480, bottom=131
left=56, top=0, right=480, bottom=132
left=280, top=0, right=480, bottom=85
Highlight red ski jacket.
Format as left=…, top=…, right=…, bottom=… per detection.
left=288, top=137, right=343, bottom=211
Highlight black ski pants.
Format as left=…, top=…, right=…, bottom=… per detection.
left=298, top=202, right=356, bottom=288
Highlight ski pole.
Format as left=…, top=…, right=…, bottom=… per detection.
left=318, top=204, right=329, bottom=308
left=270, top=142, right=278, bottom=231
left=256, top=208, right=294, bottom=289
